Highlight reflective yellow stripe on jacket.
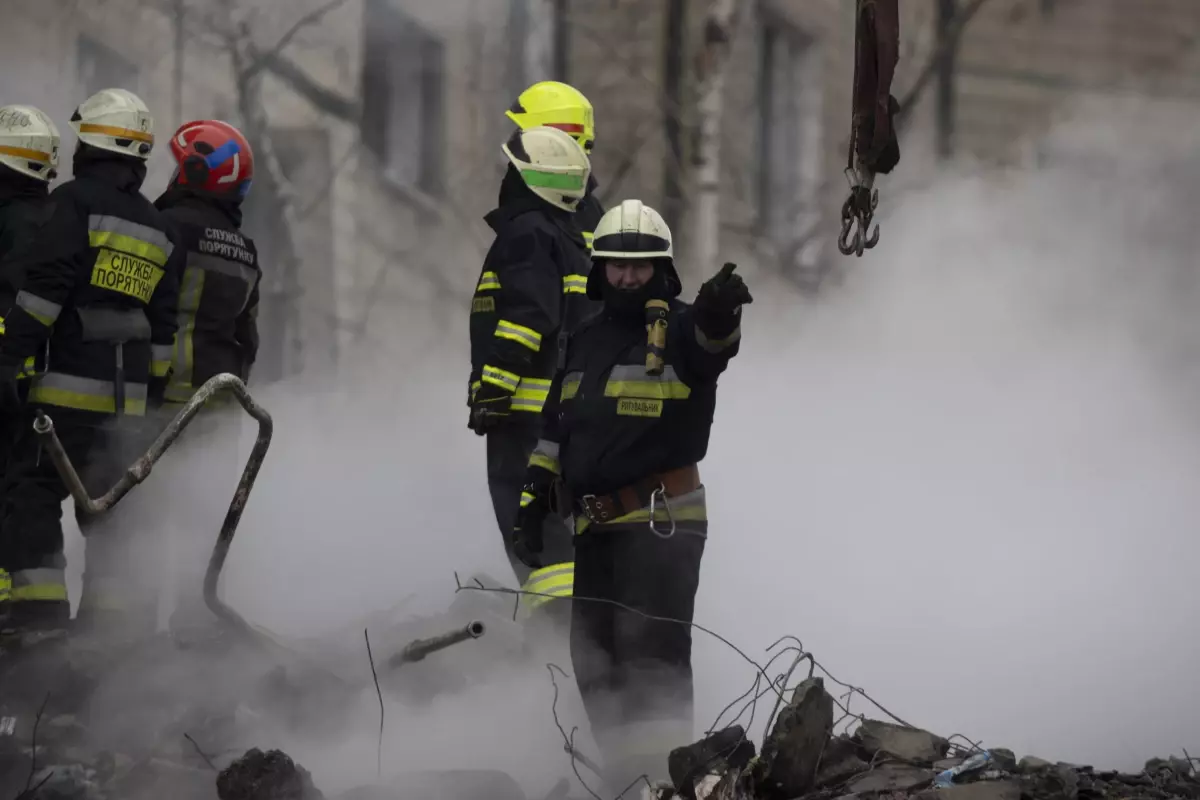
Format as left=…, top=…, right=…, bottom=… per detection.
left=472, top=375, right=552, bottom=414
left=166, top=262, right=205, bottom=402
left=521, top=561, right=574, bottom=611
left=28, top=372, right=148, bottom=415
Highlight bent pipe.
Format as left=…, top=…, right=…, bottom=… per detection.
left=32, top=372, right=274, bottom=646
left=386, top=620, right=486, bottom=670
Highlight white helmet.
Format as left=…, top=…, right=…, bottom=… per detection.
left=501, top=125, right=590, bottom=212
left=591, top=198, right=674, bottom=259
left=70, top=88, right=154, bottom=160
left=0, top=105, right=60, bottom=183
left=588, top=199, right=681, bottom=299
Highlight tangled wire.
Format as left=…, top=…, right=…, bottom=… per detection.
left=451, top=573, right=986, bottom=800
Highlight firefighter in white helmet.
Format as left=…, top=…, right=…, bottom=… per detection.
left=467, top=125, right=598, bottom=624
left=0, top=88, right=183, bottom=637
left=513, top=199, right=752, bottom=791
left=0, top=104, right=60, bottom=621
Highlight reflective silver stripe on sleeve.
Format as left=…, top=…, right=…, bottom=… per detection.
left=151, top=343, right=173, bottom=362
left=532, top=439, right=560, bottom=460
left=9, top=567, right=66, bottom=589
left=87, top=214, right=175, bottom=256
left=15, top=290, right=62, bottom=325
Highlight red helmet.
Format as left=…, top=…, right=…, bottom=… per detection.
left=168, top=119, right=254, bottom=197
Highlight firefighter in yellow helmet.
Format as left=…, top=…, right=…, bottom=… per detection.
left=506, top=81, right=605, bottom=251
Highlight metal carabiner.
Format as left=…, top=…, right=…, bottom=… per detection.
left=648, top=482, right=677, bottom=539
left=838, top=168, right=882, bottom=257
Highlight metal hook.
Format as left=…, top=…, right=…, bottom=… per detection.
left=648, top=483, right=676, bottom=539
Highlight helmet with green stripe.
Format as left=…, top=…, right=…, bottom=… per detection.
left=502, top=125, right=590, bottom=212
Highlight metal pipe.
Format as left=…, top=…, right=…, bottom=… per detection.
left=33, top=372, right=274, bottom=645
left=387, top=620, right=486, bottom=669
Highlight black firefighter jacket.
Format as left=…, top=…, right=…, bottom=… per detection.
left=0, top=153, right=183, bottom=416
left=534, top=298, right=742, bottom=499
left=468, top=166, right=599, bottom=426
left=154, top=187, right=260, bottom=403
left=576, top=174, right=605, bottom=252
left=0, top=174, right=52, bottom=374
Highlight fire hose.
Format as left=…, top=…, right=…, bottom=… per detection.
left=30, top=372, right=484, bottom=673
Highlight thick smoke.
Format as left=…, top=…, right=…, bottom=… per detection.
left=53, top=97, right=1200, bottom=795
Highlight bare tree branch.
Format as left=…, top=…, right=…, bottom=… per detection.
left=895, top=0, right=991, bottom=131
left=243, top=0, right=355, bottom=79
left=254, top=50, right=361, bottom=123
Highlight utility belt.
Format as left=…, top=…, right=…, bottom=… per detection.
left=574, top=463, right=700, bottom=524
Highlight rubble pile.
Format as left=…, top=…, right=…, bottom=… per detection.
left=667, top=677, right=1200, bottom=800
left=4, top=616, right=1197, bottom=800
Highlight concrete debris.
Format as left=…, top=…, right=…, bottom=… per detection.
left=667, top=714, right=1200, bottom=800
left=752, top=677, right=834, bottom=798
left=915, top=780, right=1022, bottom=800
left=855, top=719, right=950, bottom=763
left=847, top=765, right=936, bottom=794
left=216, top=748, right=325, bottom=800
left=669, top=724, right=756, bottom=800
left=4, top=606, right=1199, bottom=800
left=815, top=735, right=871, bottom=788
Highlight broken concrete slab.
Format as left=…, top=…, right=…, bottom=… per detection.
left=815, top=736, right=870, bottom=789
left=753, top=677, right=834, bottom=799
left=855, top=719, right=949, bottom=764
left=989, top=749, right=1017, bottom=772
left=1018, top=756, right=1054, bottom=773
left=846, top=765, right=935, bottom=794
left=669, top=725, right=756, bottom=800
left=915, top=779, right=1022, bottom=800
left=934, top=758, right=964, bottom=771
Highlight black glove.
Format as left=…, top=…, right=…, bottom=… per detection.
left=511, top=466, right=556, bottom=569
left=0, top=356, right=23, bottom=416
left=467, top=381, right=513, bottom=436
left=694, top=262, right=753, bottom=336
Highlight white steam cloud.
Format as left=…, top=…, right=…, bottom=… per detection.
left=57, top=98, right=1200, bottom=795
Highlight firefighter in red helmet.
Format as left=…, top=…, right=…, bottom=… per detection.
left=152, top=119, right=262, bottom=641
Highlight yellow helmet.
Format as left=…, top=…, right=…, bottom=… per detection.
left=505, top=81, right=595, bottom=153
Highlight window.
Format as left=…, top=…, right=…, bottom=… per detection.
left=76, top=35, right=139, bottom=97
left=360, top=0, right=446, bottom=197
left=756, top=14, right=824, bottom=269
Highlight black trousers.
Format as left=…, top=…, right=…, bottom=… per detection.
left=485, top=425, right=574, bottom=587
left=0, top=405, right=152, bottom=631
left=570, top=516, right=706, bottom=787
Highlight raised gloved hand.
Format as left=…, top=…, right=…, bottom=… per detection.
left=467, top=381, right=513, bottom=436
left=694, top=262, right=753, bottom=335
left=511, top=466, right=556, bottom=568
left=0, top=356, right=23, bottom=416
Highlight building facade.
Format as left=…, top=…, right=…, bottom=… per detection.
left=2, top=0, right=1199, bottom=382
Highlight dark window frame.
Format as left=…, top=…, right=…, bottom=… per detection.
left=360, top=0, right=446, bottom=198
